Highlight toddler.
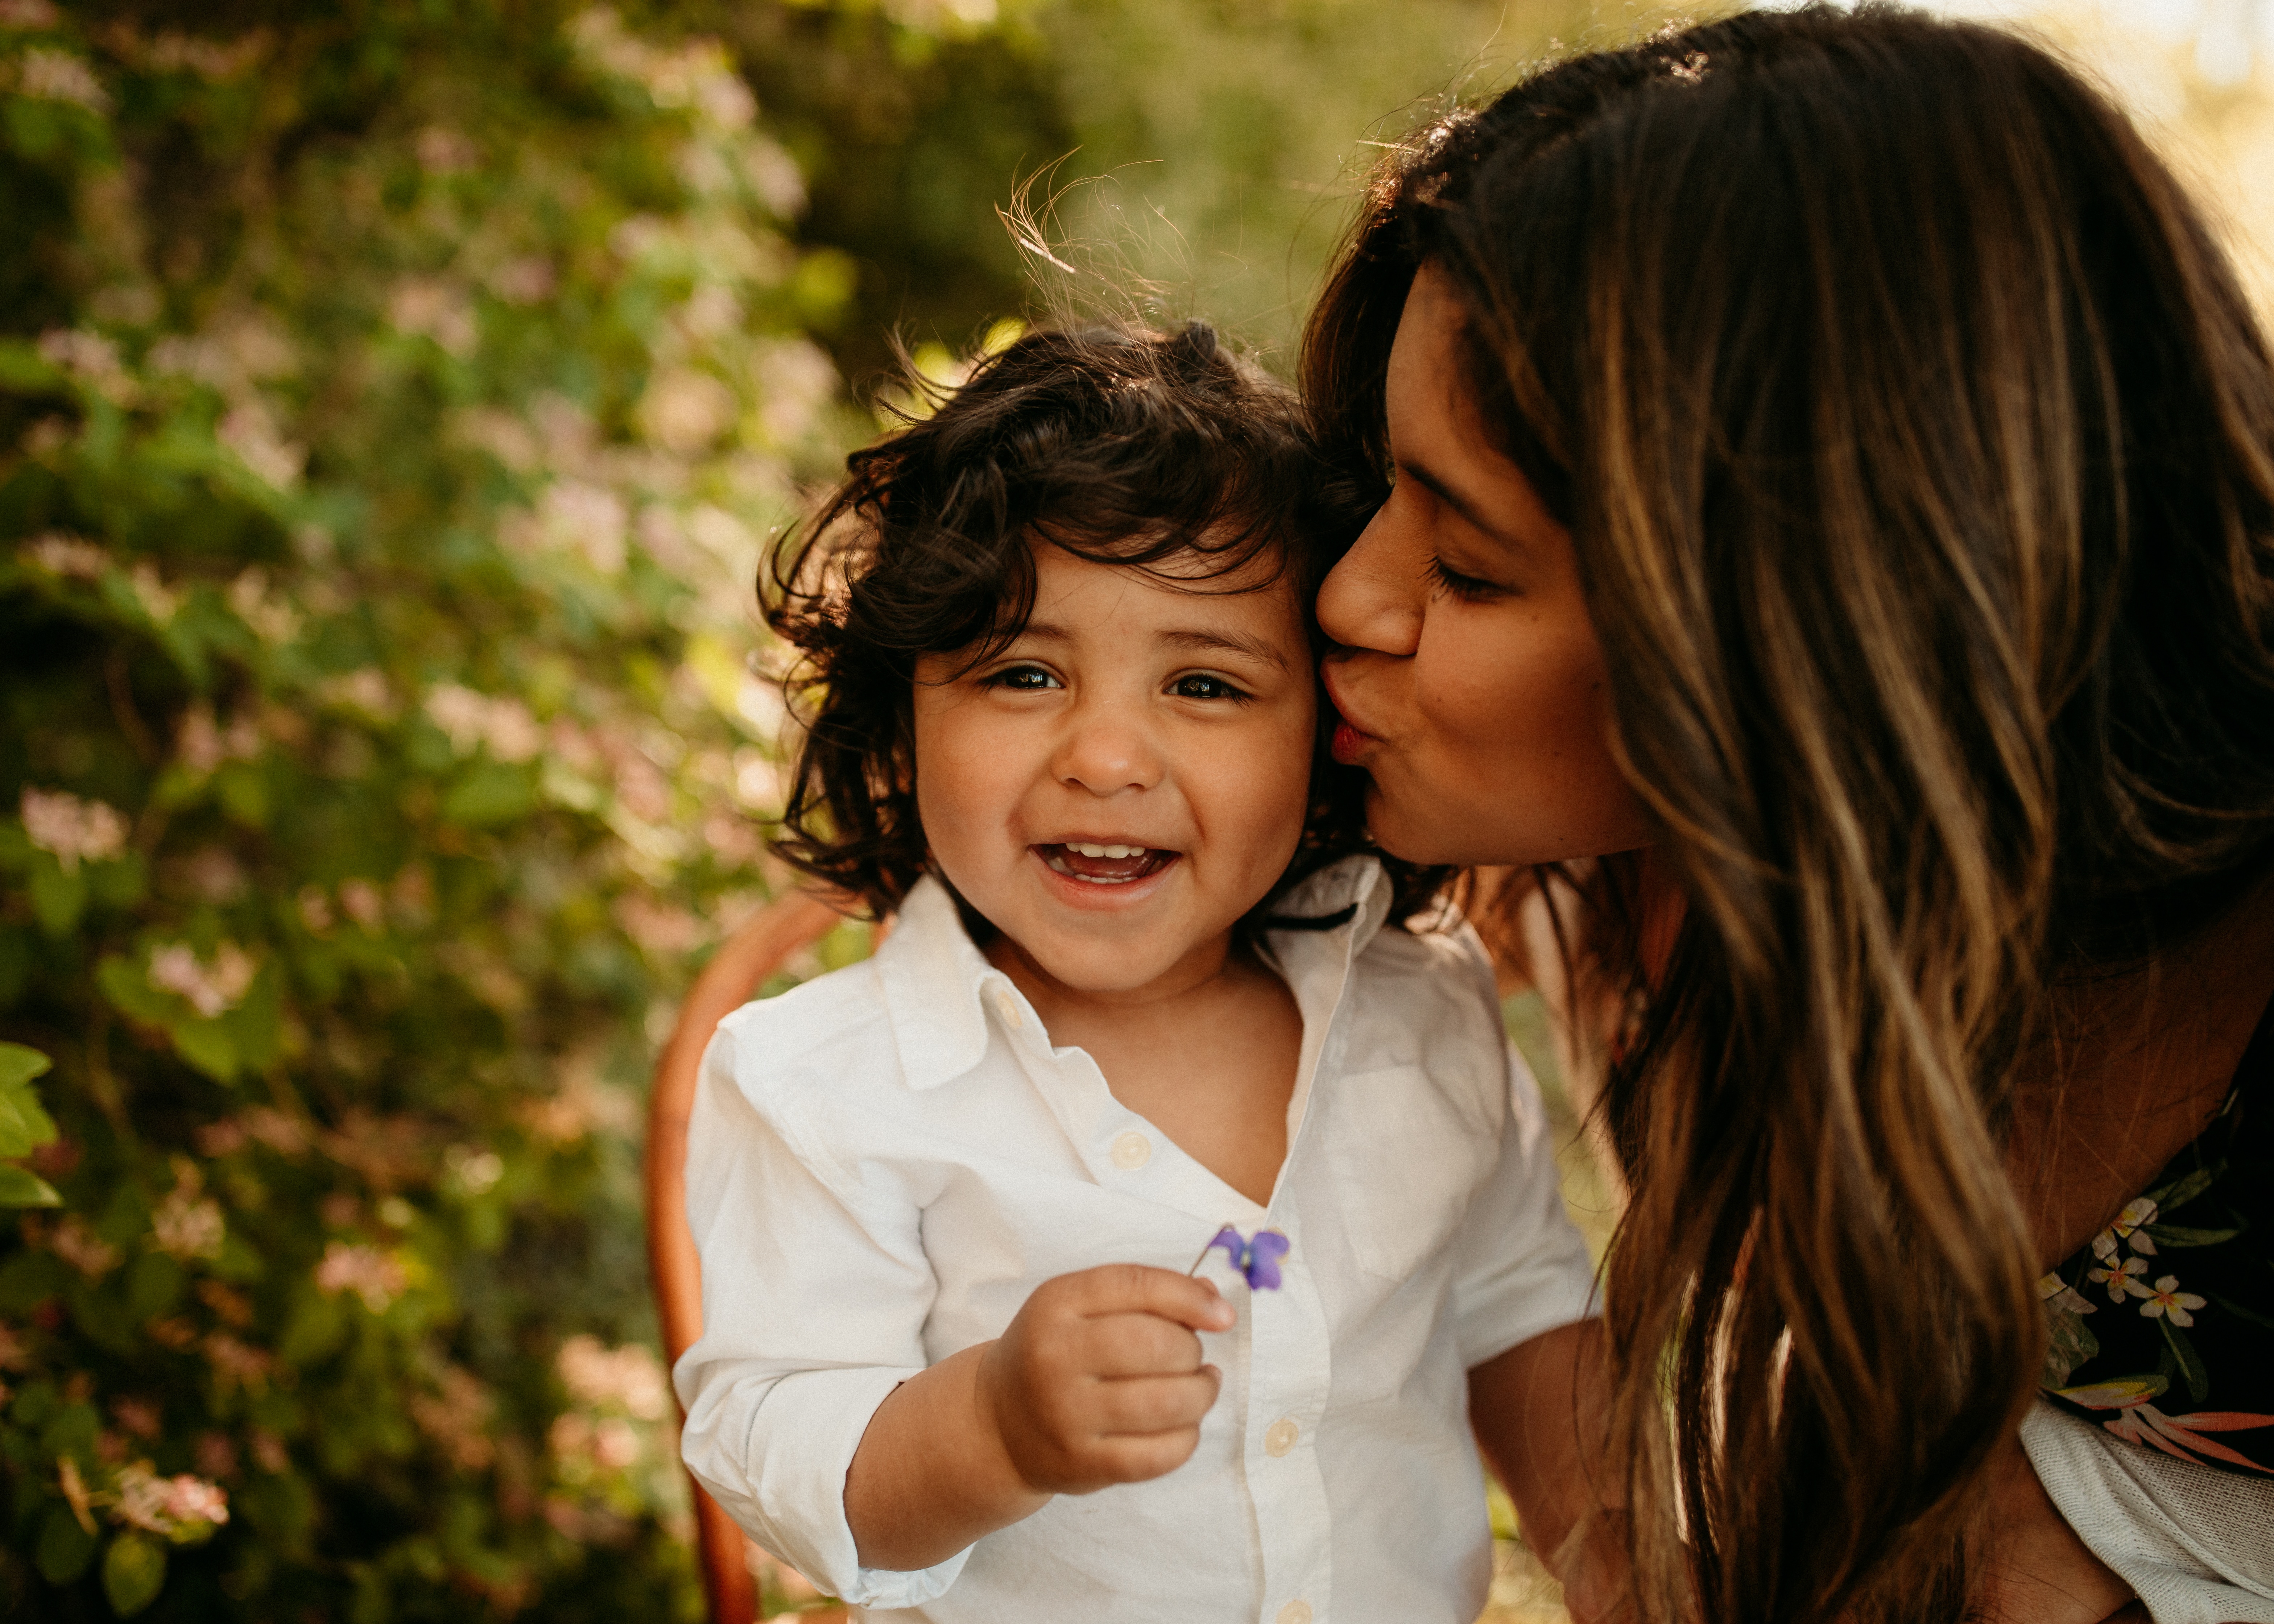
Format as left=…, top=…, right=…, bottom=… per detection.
left=675, top=322, right=1600, bottom=1622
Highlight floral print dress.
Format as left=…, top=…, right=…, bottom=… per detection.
left=2037, top=999, right=2274, bottom=1475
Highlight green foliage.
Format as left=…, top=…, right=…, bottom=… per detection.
left=0, top=1, right=889, bottom=1614
left=102, top=1531, right=164, bottom=1616
left=1022, top=0, right=1599, bottom=358
left=0, top=1043, right=62, bottom=1208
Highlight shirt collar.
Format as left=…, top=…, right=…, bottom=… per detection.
left=874, top=877, right=1002, bottom=1091
left=871, top=853, right=1394, bottom=1093
left=1260, top=852, right=1395, bottom=956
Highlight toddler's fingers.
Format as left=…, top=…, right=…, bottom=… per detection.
left=1074, top=1263, right=1235, bottom=1332
left=1087, top=1424, right=1206, bottom=1487
left=1095, top=1366, right=1221, bottom=1437
left=1079, top=1313, right=1205, bottom=1378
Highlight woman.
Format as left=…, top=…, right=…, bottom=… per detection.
left=1304, top=7, right=2274, bottom=1623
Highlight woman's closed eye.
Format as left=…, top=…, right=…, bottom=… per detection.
left=1426, top=554, right=1511, bottom=604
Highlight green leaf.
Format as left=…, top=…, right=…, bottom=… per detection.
left=2148, top=1163, right=2223, bottom=1212
left=126, top=1252, right=184, bottom=1320
left=0, top=1042, right=51, bottom=1091
left=215, top=761, right=271, bottom=827
left=27, top=861, right=85, bottom=938
left=35, top=1504, right=96, bottom=1586
left=442, top=761, right=537, bottom=826
left=0, top=336, right=65, bottom=390
left=96, top=954, right=174, bottom=1027
left=103, top=1531, right=168, bottom=1617
left=171, top=1019, right=240, bottom=1084
left=86, top=850, right=148, bottom=908
left=0, top=1250, right=70, bottom=1311
left=0, top=1080, right=58, bottom=1160
left=66, top=1280, right=136, bottom=1355
left=0, top=1166, right=62, bottom=1207
left=2204, top=1289, right=2274, bottom=1332
left=224, top=964, right=284, bottom=1072
left=277, top=1288, right=346, bottom=1367
left=2159, top=1317, right=2210, bottom=1405
left=40, top=1398, right=98, bottom=1460
left=2142, top=1222, right=2243, bottom=1248
left=2042, top=1304, right=2100, bottom=1388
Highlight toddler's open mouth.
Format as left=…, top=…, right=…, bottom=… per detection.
left=1036, top=843, right=1177, bottom=885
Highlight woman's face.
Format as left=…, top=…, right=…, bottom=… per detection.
left=1318, top=265, right=1654, bottom=868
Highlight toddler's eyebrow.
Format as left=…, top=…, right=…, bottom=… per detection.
left=1158, top=628, right=1290, bottom=671
left=1010, top=621, right=1290, bottom=672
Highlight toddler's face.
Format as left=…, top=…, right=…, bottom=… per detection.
left=913, top=541, right=1317, bottom=997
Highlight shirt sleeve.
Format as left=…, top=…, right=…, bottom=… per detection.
left=673, top=1015, right=970, bottom=1611
left=1448, top=1038, right=1602, bottom=1369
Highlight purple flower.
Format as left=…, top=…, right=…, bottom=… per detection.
left=1206, top=1225, right=1290, bottom=1291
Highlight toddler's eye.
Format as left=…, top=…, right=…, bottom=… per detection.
left=1171, top=674, right=1248, bottom=701
left=983, top=664, right=1060, bottom=691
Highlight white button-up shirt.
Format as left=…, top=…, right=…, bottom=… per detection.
left=675, top=856, right=1598, bottom=1623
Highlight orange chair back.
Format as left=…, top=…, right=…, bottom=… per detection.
left=645, top=891, right=844, bottom=1623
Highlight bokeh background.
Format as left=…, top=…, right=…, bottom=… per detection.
left=2, top=1, right=2269, bottom=1619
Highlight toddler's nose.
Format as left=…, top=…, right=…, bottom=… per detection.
left=1053, top=704, right=1163, bottom=796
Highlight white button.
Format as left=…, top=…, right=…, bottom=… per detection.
left=1275, top=1602, right=1312, bottom=1624
left=994, top=989, right=1022, bottom=1029
left=1109, top=1131, right=1151, bottom=1170
left=1263, top=1418, right=1298, bottom=1458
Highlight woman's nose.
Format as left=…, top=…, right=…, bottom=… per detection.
left=1317, top=503, right=1424, bottom=656
left=1052, top=700, right=1163, bottom=796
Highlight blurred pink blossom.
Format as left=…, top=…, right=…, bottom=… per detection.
left=20, top=787, right=127, bottom=871
left=46, top=1216, right=120, bottom=1278
left=18, top=532, right=108, bottom=579
left=149, top=941, right=256, bottom=1018
left=152, top=1164, right=226, bottom=1260
left=314, top=1242, right=409, bottom=1312
left=115, top=1461, right=230, bottom=1537
left=410, top=1365, right=497, bottom=1471
left=177, top=704, right=262, bottom=773
left=556, top=1334, right=668, bottom=1420
left=203, top=1334, right=274, bottom=1393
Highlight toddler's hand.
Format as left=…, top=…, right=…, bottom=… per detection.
left=978, top=1264, right=1234, bottom=1496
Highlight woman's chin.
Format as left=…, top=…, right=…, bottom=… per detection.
left=1365, top=779, right=1625, bottom=869
left=1361, top=781, right=1476, bottom=867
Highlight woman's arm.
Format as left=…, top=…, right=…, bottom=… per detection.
left=1972, top=1438, right=2142, bottom=1624
left=1468, top=1319, right=1632, bottom=1623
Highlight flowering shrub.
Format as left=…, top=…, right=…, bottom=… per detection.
left=0, top=1, right=903, bottom=1614
left=0, top=0, right=1654, bottom=1617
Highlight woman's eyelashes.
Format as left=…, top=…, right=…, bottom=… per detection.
left=1425, top=554, right=1510, bottom=603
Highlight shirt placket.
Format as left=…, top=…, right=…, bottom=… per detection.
left=1244, top=929, right=1361, bottom=1624
left=1244, top=1228, right=1335, bottom=1624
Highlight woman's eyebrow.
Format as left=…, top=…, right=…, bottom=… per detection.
left=1397, top=456, right=1511, bottom=544
left=1158, top=627, right=1290, bottom=671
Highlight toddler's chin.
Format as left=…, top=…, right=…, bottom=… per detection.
left=1020, top=936, right=1196, bottom=997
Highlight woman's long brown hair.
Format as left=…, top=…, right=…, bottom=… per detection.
left=1305, top=6, right=2274, bottom=1621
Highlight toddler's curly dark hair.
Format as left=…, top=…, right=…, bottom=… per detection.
left=763, top=319, right=1445, bottom=928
